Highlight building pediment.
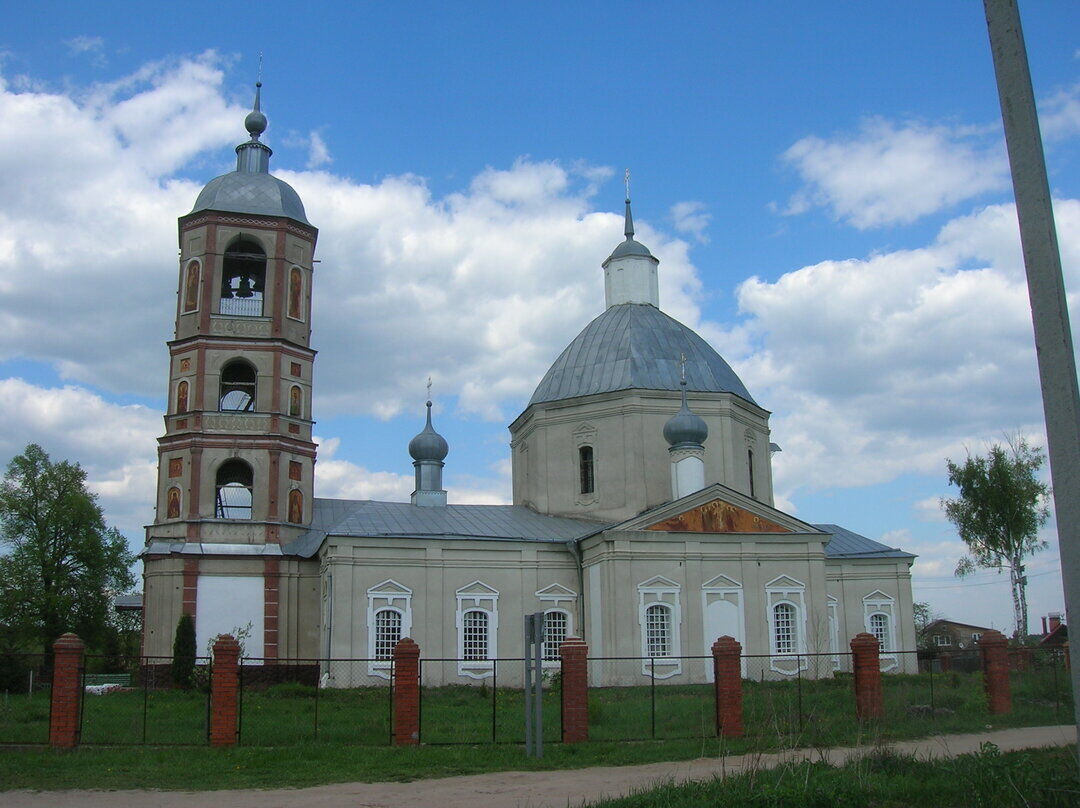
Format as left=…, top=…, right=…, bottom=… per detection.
left=612, top=483, right=823, bottom=535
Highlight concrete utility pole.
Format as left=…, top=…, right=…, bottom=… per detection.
left=983, top=0, right=1080, bottom=750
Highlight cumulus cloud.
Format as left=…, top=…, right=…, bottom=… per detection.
left=0, top=58, right=705, bottom=425
left=1039, top=81, right=1080, bottom=140
left=670, top=201, right=711, bottom=243
left=729, top=198, right=1080, bottom=501
left=781, top=118, right=1008, bottom=228
left=306, top=130, right=331, bottom=168
left=0, top=378, right=160, bottom=536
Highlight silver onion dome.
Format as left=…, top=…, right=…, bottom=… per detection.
left=663, top=382, right=708, bottom=448
left=408, top=401, right=449, bottom=462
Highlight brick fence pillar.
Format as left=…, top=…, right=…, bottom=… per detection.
left=393, top=637, right=421, bottom=746
left=712, top=635, right=744, bottom=737
left=979, top=629, right=1012, bottom=714
left=851, top=632, right=883, bottom=720
left=209, top=634, right=240, bottom=746
left=49, top=633, right=85, bottom=749
left=560, top=637, right=589, bottom=743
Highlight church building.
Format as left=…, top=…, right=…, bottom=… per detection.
left=141, top=90, right=916, bottom=683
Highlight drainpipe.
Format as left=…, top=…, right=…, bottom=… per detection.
left=568, top=538, right=586, bottom=641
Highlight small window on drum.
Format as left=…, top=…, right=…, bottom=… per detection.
left=579, top=446, right=595, bottom=495
left=219, top=361, right=257, bottom=412
left=215, top=459, right=253, bottom=520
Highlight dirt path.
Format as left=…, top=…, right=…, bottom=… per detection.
left=5, top=725, right=1076, bottom=808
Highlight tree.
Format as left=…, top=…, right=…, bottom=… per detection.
left=0, top=444, right=135, bottom=658
left=941, top=437, right=1050, bottom=639
left=171, top=614, right=196, bottom=688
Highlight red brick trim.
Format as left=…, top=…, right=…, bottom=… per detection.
left=49, top=633, right=85, bottom=749
left=182, top=558, right=199, bottom=617
left=712, top=635, right=744, bottom=737
left=210, top=635, right=241, bottom=746
left=559, top=637, right=589, bottom=743
left=980, top=630, right=1012, bottom=714
left=263, top=557, right=280, bottom=662
left=392, top=638, right=421, bottom=745
left=850, top=632, right=883, bottom=720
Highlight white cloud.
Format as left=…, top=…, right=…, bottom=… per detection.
left=728, top=198, right=1080, bottom=502
left=0, top=60, right=706, bottom=425
left=670, top=201, right=711, bottom=243
left=64, top=36, right=106, bottom=67
left=0, top=378, right=160, bottom=536
left=1039, top=81, right=1080, bottom=140
left=307, top=130, right=331, bottom=169
left=781, top=118, right=1008, bottom=228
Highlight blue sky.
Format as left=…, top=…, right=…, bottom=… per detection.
left=1, top=1, right=1079, bottom=633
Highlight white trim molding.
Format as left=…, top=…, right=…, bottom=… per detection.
left=827, top=595, right=841, bottom=671
left=455, top=581, right=499, bottom=679
left=638, top=576, right=682, bottom=679
left=366, top=579, right=413, bottom=678
left=765, top=575, right=808, bottom=676
left=863, top=590, right=898, bottom=672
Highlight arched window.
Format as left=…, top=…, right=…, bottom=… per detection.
left=289, top=385, right=302, bottom=418
left=773, top=602, right=796, bottom=655
left=462, top=610, right=489, bottom=660
left=579, top=446, right=594, bottom=495
left=644, top=604, right=673, bottom=658
left=176, top=380, right=189, bottom=414
left=183, top=260, right=201, bottom=313
left=166, top=487, right=181, bottom=519
left=215, top=459, right=253, bottom=519
left=373, top=608, right=403, bottom=660
left=747, top=449, right=756, bottom=499
left=288, top=267, right=303, bottom=320
left=219, top=237, right=266, bottom=317
left=219, top=361, right=257, bottom=412
left=869, top=612, right=891, bottom=651
left=287, top=489, right=303, bottom=524
left=542, top=609, right=569, bottom=661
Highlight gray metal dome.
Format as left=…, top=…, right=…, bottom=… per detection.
left=663, top=385, right=708, bottom=447
left=192, top=172, right=309, bottom=223
left=528, top=303, right=757, bottom=406
left=606, top=237, right=654, bottom=261
left=409, top=402, right=449, bottom=462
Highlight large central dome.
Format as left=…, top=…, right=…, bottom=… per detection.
left=528, top=303, right=756, bottom=406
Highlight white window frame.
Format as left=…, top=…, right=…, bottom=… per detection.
left=827, top=595, right=841, bottom=671
left=536, top=583, right=576, bottom=667
left=701, top=574, right=745, bottom=679
left=638, top=576, right=682, bottom=679
left=935, top=634, right=951, bottom=647
left=455, top=581, right=498, bottom=679
left=366, top=580, right=413, bottom=678
left=765, top=575, right=808, bottom=676
left=970, top=632, right=982, bottom=644
left=863, top=591, right=898, bottom=672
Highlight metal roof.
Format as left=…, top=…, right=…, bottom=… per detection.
left=528, top=303, right=757, bottom=406
left=283, top=498, right=608, bottom=558
left=815, top=523, right=916, bottom=559
left=191, top=171, right=309, bottom=224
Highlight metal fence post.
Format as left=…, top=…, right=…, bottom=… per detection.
left=650, top=656, right=656, bottom=739
left=313, top=660, right=320, bottom=741
left=142, top=658, right=148, bottom=744
left=929, top=656, right=935, bottom=717
left=491, top=657, right=498, bottom=743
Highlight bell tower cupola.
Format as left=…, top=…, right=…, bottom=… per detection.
left=602, top=171, right=660, bottom=309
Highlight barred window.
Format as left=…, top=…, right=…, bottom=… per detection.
left=773, top=602, right=796, bottom=655
left=462, top=610, right=489, bottom=661
left=644, top=604, right=672, bottom=658
left=869, top=612, right=890, bottom=650
left=542, top=610, right=568, bottom=661
left=374, top=609, right=402, bottom=660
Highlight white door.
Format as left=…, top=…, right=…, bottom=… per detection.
left=704, top=598, right=743, bottom=681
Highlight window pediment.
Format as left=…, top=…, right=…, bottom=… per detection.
left=702, top=573, right=741, bottom=590
left=457, top=580, right=499, bottom=597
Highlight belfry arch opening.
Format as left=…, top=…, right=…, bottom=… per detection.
left=215, top=459, right=253, bottom=519
left=219, top=237, right=266, bottom=317
left=219, top=360, right=257, bottom=411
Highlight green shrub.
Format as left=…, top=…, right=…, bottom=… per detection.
left=171, top=614, right=196, bottom=688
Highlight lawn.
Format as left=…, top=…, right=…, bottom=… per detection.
left=585, top=744, right=1080, bottom=808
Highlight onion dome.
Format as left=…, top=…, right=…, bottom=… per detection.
left=190, top=82, right=310, bottom=224
left=604, top=196, right=655, bottom=263
left=663, top=381, right=708, bottom=448
left=408, top=401, right=449, bottom=462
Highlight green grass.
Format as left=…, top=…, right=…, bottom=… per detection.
left=586, top=744, right=1080, bottom=808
